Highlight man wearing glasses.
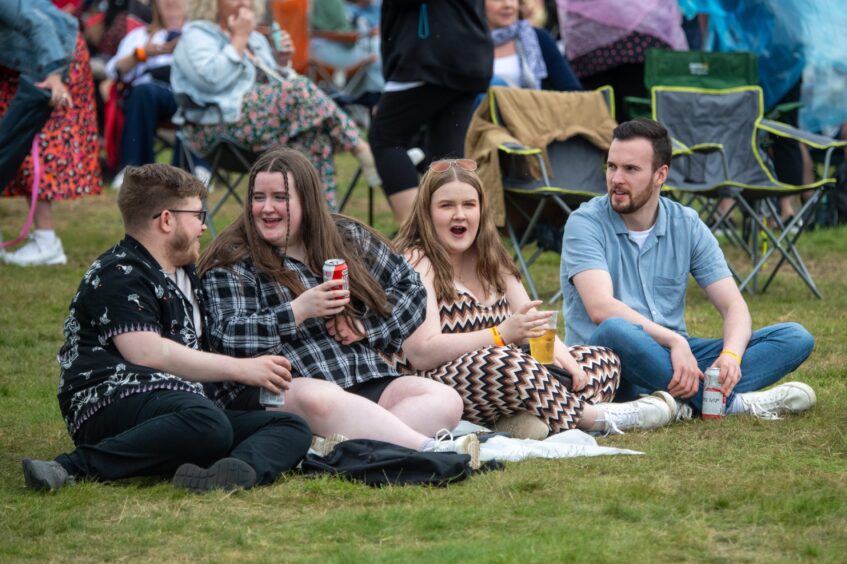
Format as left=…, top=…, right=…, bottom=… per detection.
left=22, top=164, right=311, bottom=493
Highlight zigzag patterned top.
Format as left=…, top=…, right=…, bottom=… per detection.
left=439, top=289, right=510, bottom=334
left=386, top=289, right=511, bottom=373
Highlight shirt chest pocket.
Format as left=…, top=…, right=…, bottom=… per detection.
left=653, top=274, right=688, bottom=317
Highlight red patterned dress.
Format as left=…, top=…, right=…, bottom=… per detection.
left=0, top=35, right=102, bottom=202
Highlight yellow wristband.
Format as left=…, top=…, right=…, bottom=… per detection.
left=489, top=326, right=506, bottom=347
left=720, top=349, right=742, bottom=364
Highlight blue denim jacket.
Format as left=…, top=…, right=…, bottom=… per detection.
left=171, top=20, right=279, bottom=125
left=0, top=0, right=78, bottom=80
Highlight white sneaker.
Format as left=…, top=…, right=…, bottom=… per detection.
left=675, top=399, right=694, bottom=421
left=110, top=168, right=125, bottom=190
left=425, top=429, right=481, bottom=469
left=195, top=165, right=212, bottom=186
left=595, top=391, right=676, bottom=434
left=4, top=235, right=67, bottom=266
left=736, top=382, right=816, bottom=420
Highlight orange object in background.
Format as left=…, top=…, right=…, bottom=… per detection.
left=270, top=0, right=310, bottom=74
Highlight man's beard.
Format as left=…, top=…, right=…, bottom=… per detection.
left=609, top=184, right=653, bottom=215
left=167, top=227, right=199, bottom=267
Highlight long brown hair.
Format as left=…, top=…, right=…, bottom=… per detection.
left=394, top=165, right=519, bottom=303
left=197, top=148, right=390, bottom=317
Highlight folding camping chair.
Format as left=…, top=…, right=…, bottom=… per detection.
left=468, top=86, right=617, bottom=301
left=652, top=85, right=847, bottom=298
left=625, top=49, right=759, bottom=119
left=172, top=95, right=261, bottom=236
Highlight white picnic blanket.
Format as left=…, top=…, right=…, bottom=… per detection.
left=479, top=430, right=643, bottom=462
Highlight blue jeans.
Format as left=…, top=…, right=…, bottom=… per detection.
left=588, top=318, right=814, bottom=411
left=119, top=81, right=177, bottom=169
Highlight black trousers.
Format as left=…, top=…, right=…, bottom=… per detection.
left=368, top=84, right=477, bottom=196
left=56, top=390, right=311, bottom=485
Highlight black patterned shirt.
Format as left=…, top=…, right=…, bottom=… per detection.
left=57, top=236, right=206, bottom=438
left=201, top=220, right=426, bottom=407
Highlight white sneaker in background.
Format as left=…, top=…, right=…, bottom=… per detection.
left=194, top=165, right=212, bottom=186
left=736, top=382, right=816, bottom=420
left=110, top=168, right=125, bottom=190
left=425, top=429, right=481, bottom=469
left=595, top=391, right=676, bottom=434
left=3, top=235, right=67, bottom=266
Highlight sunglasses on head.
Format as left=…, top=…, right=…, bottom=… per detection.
left=428, top=159, right=478, bottom=173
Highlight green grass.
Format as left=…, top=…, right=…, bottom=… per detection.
left=2, top=156, right=846, bottom=562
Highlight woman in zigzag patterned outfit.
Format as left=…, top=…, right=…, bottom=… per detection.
left=393, top=159, right=676, bottom=437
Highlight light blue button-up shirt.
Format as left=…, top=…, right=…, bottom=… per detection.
left=560, top=195, right=732, bottom=345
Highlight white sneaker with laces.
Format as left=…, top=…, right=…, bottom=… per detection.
left=595, top=391, right=676, bottom=434
left=4, top=235, right=67, bottom=266
left=675, top=399, right=694, bottom=421
left=425, top=429, right=481, bottom=469
left=737, top=382, right=816, bottom=420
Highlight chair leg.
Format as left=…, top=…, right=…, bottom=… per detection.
left=735, top=196, right=823, bottom=299
left=506, top=218, right=538, bottom=300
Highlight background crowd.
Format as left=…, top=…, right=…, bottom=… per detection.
left=3, top=0, right=844, bottom=266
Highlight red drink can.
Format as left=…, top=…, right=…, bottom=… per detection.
left=323, top=259, right=349, bottom=293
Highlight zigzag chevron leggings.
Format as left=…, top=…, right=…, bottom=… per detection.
left=417, top=345, right=621, bottom=432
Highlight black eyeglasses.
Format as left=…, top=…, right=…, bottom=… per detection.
left=152, top=209, right=207, bottom=224
left=429, top=159, right=478, bottom=173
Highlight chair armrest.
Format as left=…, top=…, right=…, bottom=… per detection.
left=497, top=142, right=543, bottom=156
left=670, top=137, right=692, bottom=157
left=497, top=144, right=551, bottom=186
left=758, top=119, right=847, bottom=151
left=669, top=138, right=730, bottom=181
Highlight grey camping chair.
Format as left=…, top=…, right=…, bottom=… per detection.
left=652, top=85, right=847, bottom=298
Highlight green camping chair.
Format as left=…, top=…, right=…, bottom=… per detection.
left=653, top=85, right=847, bottom=298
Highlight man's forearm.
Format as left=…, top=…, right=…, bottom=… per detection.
left=114, top=332, right=239, bottom=384
left=720, top=305, right=752, bottom=358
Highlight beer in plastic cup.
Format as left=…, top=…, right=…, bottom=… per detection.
left=529, top=310, right=558, bottom=364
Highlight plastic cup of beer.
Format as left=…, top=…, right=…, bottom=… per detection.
left=529, top=310, right=558, bottom=365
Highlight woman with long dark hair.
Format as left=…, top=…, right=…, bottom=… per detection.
left=198, top=148, right=479, bottom=463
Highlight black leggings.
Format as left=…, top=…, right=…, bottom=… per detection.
left=57, top=390, right=311, bottom=485
left=368, top=84, right=477, bottom=196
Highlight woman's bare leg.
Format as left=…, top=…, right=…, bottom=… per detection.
left=276, top=378, right=431, bottom=450
left=378, top=376, right=463, bottom=437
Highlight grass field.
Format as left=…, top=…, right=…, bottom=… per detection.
left=1, top=158, right=846, bottom=562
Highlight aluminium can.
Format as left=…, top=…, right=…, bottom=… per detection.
left=701, top=367, right=725, bottom=419
left=323, top=258, right=349, bottom=292
left=259, top=387, right=285, bottom=408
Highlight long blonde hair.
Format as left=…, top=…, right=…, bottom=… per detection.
left=395, top=166, right=520, bottom=304
left=197, top=148, right=390, bottom=318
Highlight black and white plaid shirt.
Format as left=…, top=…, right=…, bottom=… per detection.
left=201, top=220, right=426, bottom=407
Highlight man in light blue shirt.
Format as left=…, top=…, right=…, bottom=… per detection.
left=561, top=119, right=816, bottom=420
